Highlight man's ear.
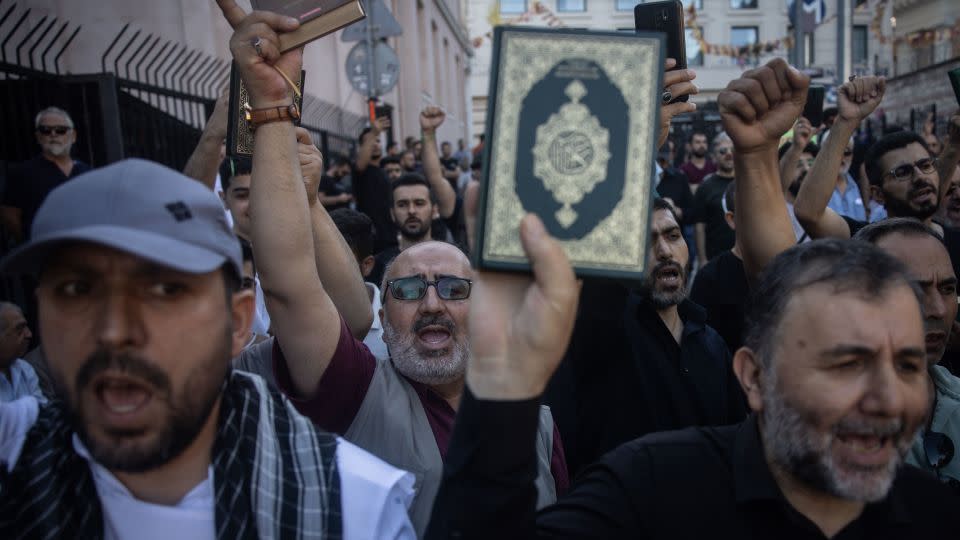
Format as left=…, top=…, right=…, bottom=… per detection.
left=229, top=288, right=256, bottom=357
left=361, top=255, right=375, bottom=279
left=733, top=347, right=765, bottom=413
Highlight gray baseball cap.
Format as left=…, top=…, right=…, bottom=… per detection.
left=1, top=158, right=242, bottom=278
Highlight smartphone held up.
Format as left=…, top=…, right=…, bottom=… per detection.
left=635, top=0, right=688, bottom=103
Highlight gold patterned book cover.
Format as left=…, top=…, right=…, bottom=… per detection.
left=225, top=63, right=305, bottom=157
left=475, top=26, right=664, bottom=279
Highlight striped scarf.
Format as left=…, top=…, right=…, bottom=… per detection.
left=0, top=370, right=342, bottom=539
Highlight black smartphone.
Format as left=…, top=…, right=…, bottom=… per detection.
left=803, top=85, right=826, bottom=128
left=949, top=67, right=960, bottom=107
left=635, top=0, right=688, bottom=103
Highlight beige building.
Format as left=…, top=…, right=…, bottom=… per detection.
left=18, top=0, right=473, bottom=150
left=467, top=0, right=883, bottom=138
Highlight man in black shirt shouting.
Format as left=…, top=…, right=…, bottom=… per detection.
left=426, top=58, right=960, bottom=540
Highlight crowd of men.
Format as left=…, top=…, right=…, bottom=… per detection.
left=2, top=0, right=960, bottom=537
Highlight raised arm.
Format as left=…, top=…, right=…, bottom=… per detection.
left=182, top=90, right=229, bottom=190
left=218, top=0, right=340, bottom=398
left=719, top=58, right=810, bottom=279
left=794, top=76, right=885, bottom=239
left=937, top=114, right=960, bottom=205
left=356, top=116, right=389, bottom=173
left=419, top=107, right=458, bottom=218
left=778, top=117, right=813, bottom=199
left=297, top=127, right=373, bottom=339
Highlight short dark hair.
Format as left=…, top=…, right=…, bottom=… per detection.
left=358, top=127, right=373, bottom=145
left=778, top=141, right=820, bottom=160
left=390, top=174, right=436, bottom=205
left=380, top=156, right=401, bottom=168
left=652, top=197, right=680, bottom=225
left=326, top=152, right=348, bottom=169
left=853, top=217, right=945, bottom=245
left=238, top=236, right=256, bottom=277
left=744, top=239, right=922, bottom=370
left=864, top=131, right=931, bottom=187
left=219, top=156, right=252, bottom=192
left=330, top=208, right=375, bottom=260
left=689, top=131, right=708, bottom=144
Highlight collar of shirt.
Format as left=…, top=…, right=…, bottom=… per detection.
left=731, top=415, right=911, bottom=526
left=366, top=282, right=383, bottom=331
left=72, top=434, right=214, bottom=510
left=632, top=295, right=707, bottom=340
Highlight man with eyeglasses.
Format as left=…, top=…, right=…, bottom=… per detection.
left=794, top=78, right=960, bottom=278
left=691, top=133, right=737, bottom=267
left=819, top=132, right=867, bottom=221
left=248, top=46, right=566, bottom=540
left=1, top=107, right=90, bottom=242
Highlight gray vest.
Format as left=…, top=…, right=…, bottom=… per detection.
left=347, top=359, right=558, bottom=537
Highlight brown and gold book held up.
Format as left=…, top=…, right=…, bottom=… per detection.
left=251, top=0, right=365, bottom=52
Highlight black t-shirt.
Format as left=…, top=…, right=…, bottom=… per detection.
left=318, top=174, right=350, bottom=212
left=689, top=250, right=748, bottom=352
left=351, top=163, right=396, bottom=252
left=3, top=155, right=91, bottom=238
left=370, top=245, right=401, bottom=288
left=656, top=167, right=694, bottom=225
left=691, top=173, right=736, bottom=260
left=440, top=157, right=459, bottom=171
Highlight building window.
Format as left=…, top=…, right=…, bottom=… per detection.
left=853, top=25, right=868, bottom=65
left=682, top=0, right=704, bottom=9
left=616, top=0, right=636, bottom=11
left=730, top=26, right=759, bottom=49
left=557, top=0, right=586, bottom=11
left=730, top=0, right=758, bottom=9
left=500, top=0, right=526, bottom=14
left=686, top=28, right=704, bottom=66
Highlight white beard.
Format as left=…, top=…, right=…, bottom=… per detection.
left=382, top=317, right=468, bottom=385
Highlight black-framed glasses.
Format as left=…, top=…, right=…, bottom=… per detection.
left=37, top=125, right=71, bottom=136
left=383, top=276, right=472, bottom=302
left=884, top=157, right=938, bottom=182
left=843, top=149, right=854, bottom=156
left=716, top=147, right=732, bottom=155
left=924, top=430, right=955, bottom=479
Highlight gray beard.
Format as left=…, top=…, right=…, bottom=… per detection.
left=43, top=142, right=71, bottom=157
left=382, top=318, right=468, bottom=385
left=759, top=368, right=914, bottom=502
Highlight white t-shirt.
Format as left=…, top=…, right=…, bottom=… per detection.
left=0, top=397, right=415, bottom=539
left=362, top=283, right=389, bottom=361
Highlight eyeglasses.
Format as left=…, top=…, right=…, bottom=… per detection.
left=37, top=125, right=71, bottom=136
left=884, top=157, right=938, bottom=182
left=383, top=276, right=472, bottom=302
left=843, top=149, right=853, bottom=156
left=241, top=277, right=256, bottom=290
left=716, top=147, right=732, bottom=155
left=924, top=430, right=955, bottom=481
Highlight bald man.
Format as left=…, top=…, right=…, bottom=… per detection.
left=266, top=240, right=568, bottom=535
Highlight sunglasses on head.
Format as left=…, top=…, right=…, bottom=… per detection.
left=383, top=276, right=472, bottom=302
left=37, top=125, right=71, bottom=136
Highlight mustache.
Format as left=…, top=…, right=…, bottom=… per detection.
left=651, top=260, right=684, bottom=278
left=76, top=348, right=171, bottom=394
left=833, top=417, right=904, bottom=439
left=413, top=314, right=456, bottom=333
left=907, top=181, right=936, bottom=198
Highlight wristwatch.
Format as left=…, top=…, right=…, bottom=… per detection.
left=245, top=102, right=301, bottom=131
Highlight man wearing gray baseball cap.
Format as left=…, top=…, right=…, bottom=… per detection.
left=0, top=156, right=415, bottom=538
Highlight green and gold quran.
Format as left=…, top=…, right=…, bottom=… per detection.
left=474, top=26, right=664, bottom=280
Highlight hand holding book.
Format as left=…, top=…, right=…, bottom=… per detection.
left=217, top=0, right=302, bottom=108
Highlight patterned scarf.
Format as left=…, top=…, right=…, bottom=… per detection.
left=0, top=371, right=342, bottom=539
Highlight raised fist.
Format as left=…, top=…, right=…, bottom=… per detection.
left=837, top=76, right=885, bottom=124
left=372, top=116, right=391, bottom=135
left=718, top=58, right=810, bottom=155
left=420, top=106, right=446, bottom=133
left=793, top=117, right=813, bottom=148
left=296, top=127, right=323, bottom=205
